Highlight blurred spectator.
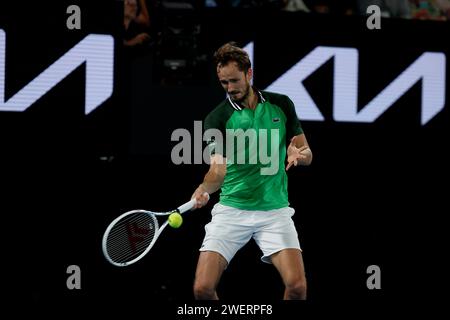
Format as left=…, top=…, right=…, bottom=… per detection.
left=205, top=0, right=219, bottom=6
left=307, top=0, right=331, bottom=14
left=202, top=0, right=450, bottom=20
left=293, top=0, right=356, bottom=14
left=436, top=0, right=450, bottom=11
left=230, top=0, right=243, bottom=6
left=124, top=0, right=152, bottom=47
left=334, top=0, right=357, bottom=15
left=410, top=0, right=449, bottom=20
left=357, top=0, right=411, bottom=18
left=435, top=0, right=450, bottom=18
left=204, top=0, right=254, bottom=7
left=281, top=0, right=310, bottom=12
left=237, top=0, right=285, bottom=8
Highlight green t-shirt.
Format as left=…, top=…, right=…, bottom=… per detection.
left=204, top=90, right=303, bottom=211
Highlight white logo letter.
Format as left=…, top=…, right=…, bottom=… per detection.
left=266, top=46, right=446, bottom=125
left=0, top=30, right=114, bottom=114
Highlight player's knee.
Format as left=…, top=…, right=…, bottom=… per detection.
left=193, top=281, right=216, bottom=300
left=286, top=278, right=307, bottom=300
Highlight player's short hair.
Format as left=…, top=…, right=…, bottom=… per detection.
left=213, top=42, right=251, bottom=72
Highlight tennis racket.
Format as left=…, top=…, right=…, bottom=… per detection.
left=102, top=195, right=207, bottom=267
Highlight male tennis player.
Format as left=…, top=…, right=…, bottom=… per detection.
left=191, top=42, right=312, bottom=300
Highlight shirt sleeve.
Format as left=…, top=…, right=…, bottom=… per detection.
left=204, top=110, right=227, bottom=157
left=283, top=96, right=303, bottom=139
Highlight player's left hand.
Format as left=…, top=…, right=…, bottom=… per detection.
left=286, top=137, right=309, bottom=170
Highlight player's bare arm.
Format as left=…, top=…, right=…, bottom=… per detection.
left=192, top=154, right=227, bottom=208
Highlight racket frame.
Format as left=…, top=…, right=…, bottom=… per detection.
left=102, top=198, right=197, bottom=267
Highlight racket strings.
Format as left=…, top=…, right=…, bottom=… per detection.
left=106, top=214, right=155, bottom=262
left=105, top=212, right=157, bottom=264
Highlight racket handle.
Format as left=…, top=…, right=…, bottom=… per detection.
left=178, top=199, right=196, bottom=214
left=178, top=193, right=209, bottom=214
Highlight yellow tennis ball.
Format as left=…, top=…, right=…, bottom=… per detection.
left=168, top=212, right=183, bottom=228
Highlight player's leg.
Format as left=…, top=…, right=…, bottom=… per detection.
left=252, top=207, right=306, bottom=299
left=271, top=248, right=307, bottom=300
left=193, top=251, right=228, bottom=300
left=194, top=203, right=253, bottom=299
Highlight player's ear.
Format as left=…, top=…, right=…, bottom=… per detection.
left=246, top=68, right=253, bottom=82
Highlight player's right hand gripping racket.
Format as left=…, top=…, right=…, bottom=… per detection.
left=102, top=196, right=207, bottom=267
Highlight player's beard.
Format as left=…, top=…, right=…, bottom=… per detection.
left=231, top=82, right=251, bottom=104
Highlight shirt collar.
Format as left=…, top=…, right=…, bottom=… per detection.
left=227, top=87, right=265, bottom=111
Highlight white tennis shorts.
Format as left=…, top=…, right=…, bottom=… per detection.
left=199, top=203, right=302, bottom=264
